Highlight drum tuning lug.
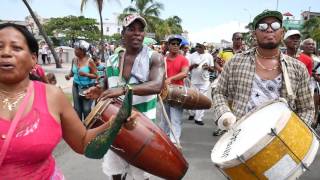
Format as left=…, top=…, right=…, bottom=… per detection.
left=269, top=128, right=277, bottom=136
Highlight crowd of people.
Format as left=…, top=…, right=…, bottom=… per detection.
left=0, top=9, right=320, bottom=180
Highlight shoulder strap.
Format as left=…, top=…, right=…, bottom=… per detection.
left=0, top=81, right=33, bottom=166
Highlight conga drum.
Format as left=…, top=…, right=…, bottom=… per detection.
left=84, top=98, right=188, bottom=180
left=160, top=84, right=212, bottom=109
left=211, top=100, right=319, bottom=180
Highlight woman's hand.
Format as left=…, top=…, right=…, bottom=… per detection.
left=123, top=111, right=140, bottom=130
left=65, top=74, right=71, bottom=80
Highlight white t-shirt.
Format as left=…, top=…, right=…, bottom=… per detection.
left=40, top=46, right=48, bottom=55
left=189, top=52, right=214, bottom=85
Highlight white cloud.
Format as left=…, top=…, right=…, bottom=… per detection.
left=188, top=21, right=249, bottom=43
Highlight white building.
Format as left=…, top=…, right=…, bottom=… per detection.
left=102, top=13, right=122, bottom=36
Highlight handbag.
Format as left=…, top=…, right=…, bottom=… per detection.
left=0, top=81, right=33, bottom=166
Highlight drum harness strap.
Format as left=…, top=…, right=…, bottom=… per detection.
left=281, top=57, right=320, bottom=141
left=158, top=56, right=182, bottom=149
left=157, top=94, right=182, bottom=149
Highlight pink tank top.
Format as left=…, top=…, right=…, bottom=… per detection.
left=0, top=81, right=62, bottom=179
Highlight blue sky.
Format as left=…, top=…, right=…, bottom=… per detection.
left=1, top=0, right=320, bottom=42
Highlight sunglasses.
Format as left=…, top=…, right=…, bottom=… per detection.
left=256, top=22, right=281, bottom=32
left=170, top=42, right=180, bottom=46
left=234, top=37, right=243, bottom=41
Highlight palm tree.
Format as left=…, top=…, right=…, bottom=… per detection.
left=302, top=17, right=320, bottom=48
left=154, top=16, right=183, bottom=41
left=118, top=0, right=164, bottom=33
left=22, top=0, right=61, bottom=68
left=80, top=0, right=106, bottom=61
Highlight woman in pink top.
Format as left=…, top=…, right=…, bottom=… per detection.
left=0, top=23, right=114, bottom=179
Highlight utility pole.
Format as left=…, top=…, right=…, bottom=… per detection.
left=276, top=0, right=279, bottom=10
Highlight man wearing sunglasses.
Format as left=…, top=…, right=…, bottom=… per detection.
left=160, top=35, right=189, bottom=145
left=212, top=10, right=314, bottom=131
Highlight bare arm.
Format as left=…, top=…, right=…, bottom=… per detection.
left=97, top=52, right=165, bottom=99
left=46, top=85, right=109, bottom=154
left=131, top=52, right=165, bottom=95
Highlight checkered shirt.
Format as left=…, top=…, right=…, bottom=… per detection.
left=212, top=48, right=315, bottom=125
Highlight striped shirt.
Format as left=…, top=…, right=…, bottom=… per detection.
left=106, top=46, right=157, bottom=121
left=212, top=48, right=315, bottom=125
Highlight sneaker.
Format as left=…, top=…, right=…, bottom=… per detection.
left=188, top=115, right=195, bottom=121
left=212, top=129, right=226, bottom=136
left=194, top=120, right=204, bottom=126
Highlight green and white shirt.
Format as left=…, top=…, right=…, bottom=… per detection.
left=105, top=46, right=157, bottom=122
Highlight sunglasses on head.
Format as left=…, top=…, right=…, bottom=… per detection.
left=256, top=22, right=281, bottom=32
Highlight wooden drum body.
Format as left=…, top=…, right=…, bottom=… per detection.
left=161, top=84, right=212, bottom=110
left=85, top=99, right=188, bottom=180
left=211, top=100, right=319, bottom=180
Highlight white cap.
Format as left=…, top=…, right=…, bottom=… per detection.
left=122, top=14, right=147, bottom=28
left=284, top=30, right=301, bottom=40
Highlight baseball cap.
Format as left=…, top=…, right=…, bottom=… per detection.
left=122, top=14, right=147, bottom=28
left=252, top=10, right=283, bottom=29
left=284, top=30, right=301, bottom=40
left=196, top=42, right=208, bottom=48
left=167, top=35, right=183, bottom=44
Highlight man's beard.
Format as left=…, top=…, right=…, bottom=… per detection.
left=257, top=41, right=280, bottom=49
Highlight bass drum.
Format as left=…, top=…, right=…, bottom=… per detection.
left=211, top=100, right=319, bottom=180
left=84, top=98, right=188, bottom=180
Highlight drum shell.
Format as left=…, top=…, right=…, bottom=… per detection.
left=211, top=101, right=318, bottom=180
left=91, top=99, right=188, bottom=180
left=164, top=85, right=212, bottom=110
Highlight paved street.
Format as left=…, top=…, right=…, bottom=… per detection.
left=45, top=63, right=320, bottom=180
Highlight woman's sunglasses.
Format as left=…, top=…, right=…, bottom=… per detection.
left=256, top=22, right=281, bottom=32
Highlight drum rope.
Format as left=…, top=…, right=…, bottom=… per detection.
left=214, top=164, right=231, bottom=180
left=270, top=128, right=309, bottom=171
left=236, top=155, right=261, bottom=180
left=157, top=94, right=182, bottom=149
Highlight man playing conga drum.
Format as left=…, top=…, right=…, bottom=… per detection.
left=85, top=14, right=165, bottom=180
left=212, top=10, right=314, bottom=131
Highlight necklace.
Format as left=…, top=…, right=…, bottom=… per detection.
left=255, top=56, right=280, bottom=71
left=0, top=90, right=26, bottom=111
left=256, top=49, right=279, bottom=59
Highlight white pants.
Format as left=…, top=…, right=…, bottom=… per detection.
left=102, top=150, right=150, bottom=180
left=190, top=83, right=210, bottom=122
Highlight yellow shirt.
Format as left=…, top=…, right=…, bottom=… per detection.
left=218, top=48, right=235, bottom=62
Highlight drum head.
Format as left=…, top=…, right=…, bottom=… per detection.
left=211, top=101, right=291, bottom=167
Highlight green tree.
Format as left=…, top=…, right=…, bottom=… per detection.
left=302, top=17, right=320, bottom=48
left=22, top=0, right=61, bottom=68
left=44, top=16, right=100, bottom=43
left=105, top=33, right=122, bottom=43
left=118, top=0, right=164, bottom=33
left=80, top=0, right=118, bottom=61
left=154, top=16, right=183, bottom=41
